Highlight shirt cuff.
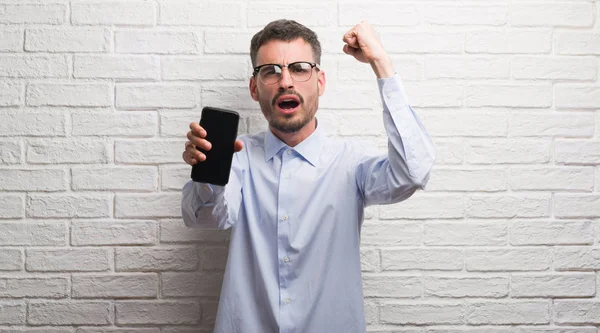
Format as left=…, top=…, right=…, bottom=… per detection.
left=193, top=182, right=225, bottom=203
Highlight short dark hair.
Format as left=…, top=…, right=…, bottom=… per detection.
left=250, top=19, right=321, bottom=67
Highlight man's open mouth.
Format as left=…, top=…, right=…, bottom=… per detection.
left=275, top=94, right=301, bottom=112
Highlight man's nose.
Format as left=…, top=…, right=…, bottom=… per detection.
left=278, top=68, right=294, bottom=90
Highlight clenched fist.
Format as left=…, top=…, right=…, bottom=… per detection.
left=342, top=21, right=395, bottom=78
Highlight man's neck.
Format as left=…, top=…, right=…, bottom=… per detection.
left=270, top=118, right=317, bottom=147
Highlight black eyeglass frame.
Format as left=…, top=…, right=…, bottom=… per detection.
left=252, top=61, right=321, bottom=84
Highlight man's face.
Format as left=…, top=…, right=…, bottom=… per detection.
left=249, top=38, right=326, bottom=134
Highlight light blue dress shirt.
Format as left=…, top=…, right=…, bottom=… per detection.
left=181, top=74, right=435, bottom=333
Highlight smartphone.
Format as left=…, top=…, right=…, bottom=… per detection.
left=191, top=106, right=240, bottom=185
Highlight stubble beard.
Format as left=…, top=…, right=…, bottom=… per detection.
left=259, top=93, right=318, bottom=134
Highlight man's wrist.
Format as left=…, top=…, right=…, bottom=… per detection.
left=370, top=55, right=395, bottom=78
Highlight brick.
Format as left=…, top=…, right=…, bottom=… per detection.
left=510, top=112, right=594, bottom=137
left=0, top=195, right=23, bottom=219
left=202, top=86, right=275, bottom=110
left=428, top=328, right=511, bottom=333
left=466, top=30, right=552, bottom=54
left=340, top=3, right=419, bottom=26
left=161, top=272, right=223, bottom=297
left=72, top=111, right=156, bottom=137
left=116, top=193, right=181, bottom=218
left=382, top=248, right=463, bottom=271
left=597, top=166, right=600, bottom=192
left=511, top=273, right=595, bottom=297
left=424, top=5, right=507, bottom=26
left=402, top=83, right=463, bottom=108
left=0, top=28, right=23, bottom=51
left=555, top=301, right=600, bottom=324
left=0, top=140, right=21, bottom=164
left=0, top=55, right=68, bottom=78
left=555, top=195, right=600, bottom=218
left=116, top=301, right=199, bottom=325
left=25, top=28, right=109, bottom=52
left=0, top=301, right=25, bottom=324
left=72, top=1, right=156, bottom=26
left=466, top=84, right=551, bottom=107
left=247, top=3, right=335, bottom=27
left=466, top=301, right=549, bottom=324
left=161, top=166, right=191, bottom=190
left=115, top=140, right=184, bottom=164
left=466, top=248, right=551, bottom=271
left=511, top=3, right=593, bottom=27
left=512, top=57, right=597, bottom=80
left=77, top=329, right=159, bottom=333
left=467, top=194, right=551, bottom=218
left=28, top=301, right=111, bottom=325
left=158, top=1, right=240, bottom=26
left=159, top=110, right=205, bottom=138
left=0, top=111, right=65, bottom=137
left=380, top=194, right=464, bottom=219
left=556, top=85, right=600, bottom=109
left=27, top=83, right=112, bottom=107
left=511, top=220, right=593, bottom=246
left=0, top=169, right=66, bottom=191
left=0, top=3, right=66, bottom=24
left=424, top=222, right=507, bottom=246
left=336, top=110, right=384, bottom=136
left=424, top=110, right=508, bottom=137
left=0, top=222, right=66, bottom=246
left=424, top=275, right=509, bottom=298
left=426, top=168, right=507, bottom=192
left=200, top=246, right=228, bottom=271
left=116, top=247, right=198, bottom=271
left=26, top=248, right=110, bottom=272
left=339, top=56, right=423, bottom=82
left=0, top=328, right=73, bottom=333
left=72, top=274, right=158, bottom=298
left=27, top=139, right=109, bottom=164
left=512, top=327, right=596, bottom=333
left=555, top=140, right=600, bottom=165
left=381, top=32, right=464, bottom=54
left=512, top=166, right=594, bottom=191
left=360, top=247, right=379, bottom=272
left=205, top=31, right=252, bottom=54
left=554, top=247, right=600, bottom=271
left=556, top=32, right=600, bottom=55
left=426, top=56, right=509, bottom=79
left=380, top=302, right=462, bottom=325
left=466, top=139, right=551, bottom=164
left=432, top=139, right=464, bottom=165
left=27, top=194, right=110, bottom=218
left=363, top=274, right=421, bottom=298
left=72, top=166, right=157, bottom=191
left=74, top=55, right=159, bottom=80
left=71, top=220, right=157, bottom=246
left=361, top=222, right=421, bottom=246
left=0, top=82, right=23, bottom=106
left=0, top=277, right=68, bottom=298
left=0, top=249, right=22, bottom=271
left=159, top=219, right=231, bottom=244
left=115, top=31, right=199, bottom=54
left=162, top=56, right=248, bottom=81
left=116, top=84, right=199, bottom=109
left=161, top=329, right=206, bottom=333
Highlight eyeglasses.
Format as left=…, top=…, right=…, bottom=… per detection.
left=253, top=61, right=320, bottom=85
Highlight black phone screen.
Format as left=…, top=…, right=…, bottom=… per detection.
left=191, top=107, right=239, bottom=185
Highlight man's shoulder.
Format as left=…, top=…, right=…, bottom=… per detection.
left=237, top=131, right=266, bottom=147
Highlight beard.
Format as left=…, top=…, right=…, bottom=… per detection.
left=258, top=89, right=318, bottom=134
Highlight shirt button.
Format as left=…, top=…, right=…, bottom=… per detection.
left=283, top=256, right=290, bottom=263
left=285, top=175, right=290, bottom=179
left=287, top=149, right=292, bottom=155
left=285, top=297, right=291, bottom=304
left=282, top=215, right=288, bottom=221
left=203, top=185, right=210, bottom=191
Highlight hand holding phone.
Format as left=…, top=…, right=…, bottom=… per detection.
left=186, top=107, right=241, bottom=186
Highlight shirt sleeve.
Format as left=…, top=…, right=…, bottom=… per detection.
left=181, top=153, right=243, bottom=230
left=355, top=73, right=436, bottom=206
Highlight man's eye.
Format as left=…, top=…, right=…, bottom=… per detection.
left=291, top=64, right=309, bottom=73
left=262, top=66, right=279, bottom=75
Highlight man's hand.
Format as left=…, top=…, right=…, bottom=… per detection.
left=342, top=21, right=395, bottom=78
left=183, top=122, right=243, bottom=165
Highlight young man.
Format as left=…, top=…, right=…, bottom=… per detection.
left=181, top=20, right=435, bottom=333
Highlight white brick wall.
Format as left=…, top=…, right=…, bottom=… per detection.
left=0, top=1, right=598, bottom=331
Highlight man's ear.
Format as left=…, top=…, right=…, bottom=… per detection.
left=317, top=69, right=326, bottom=97
left=249, top=76, right=259, bottom=101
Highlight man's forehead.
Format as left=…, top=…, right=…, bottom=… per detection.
left=256, top=38, right=314, bottom=63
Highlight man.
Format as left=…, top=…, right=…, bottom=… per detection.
left=181, top=19, right=435, bottom=333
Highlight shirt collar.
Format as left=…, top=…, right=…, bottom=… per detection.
left=264, top=119, right=325, bottom=167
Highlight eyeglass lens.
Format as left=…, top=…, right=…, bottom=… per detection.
left=258, top=62, right=314, bottom=84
